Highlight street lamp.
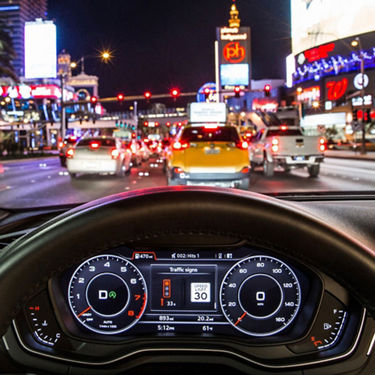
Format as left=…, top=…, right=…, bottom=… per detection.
left=70, top=50, right=112, bottom=74
left=351, top=37, right=366, bottom=154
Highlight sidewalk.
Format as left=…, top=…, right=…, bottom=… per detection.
left=0, top=151, right=58, bottom=164
left=325, top=150, right=375, bottom=161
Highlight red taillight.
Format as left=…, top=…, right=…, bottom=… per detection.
left=319, top=137, right=326, bottom=152
left=173, top=141, right=189, bottom=150
left=111, top=148, right=120, bottom=159
left=58, top=142, right=64, bottom=148
left=280, top=125, right=288, bottom=131
left=241, top=166, right=250, bottom=174
left=89, top=141, right=100, bottom=150
left=173, top=167, right=184, bottom=174
left=66, top=148, right=75, bottom=158
left=237, top=141, right=249, bottom=150
left=271, top=138, right=279, bottom=152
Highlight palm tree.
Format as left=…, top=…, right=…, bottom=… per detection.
left=0, top=18, right=18, bottom=82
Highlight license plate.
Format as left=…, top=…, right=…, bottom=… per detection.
left=204, top=148, right=220, bottom=155
left=295, top=156, right=305, bottom=161
left=82, top=161, right=99, bottom=169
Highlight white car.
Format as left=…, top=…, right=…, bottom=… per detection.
left=66, top=137, right=132, bottom=178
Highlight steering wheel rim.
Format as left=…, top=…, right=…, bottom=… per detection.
left=0, top=186, right=374, bottom=337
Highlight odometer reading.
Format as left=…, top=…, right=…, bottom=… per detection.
left=68, top=255, right=147, bottom=334
left=220, top=256, right=301, bottom=337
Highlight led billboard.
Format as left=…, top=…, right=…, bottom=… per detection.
left=291, top=0, right=375, bottom=55
left=220, top=64, right=249, bottom=86
left=25, top=20, right=57, bottom=79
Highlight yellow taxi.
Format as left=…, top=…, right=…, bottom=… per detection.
left=166, top=125, right=251, bottom=189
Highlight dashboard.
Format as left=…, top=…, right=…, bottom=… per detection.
left=0, top=189, right=375, bottom=374
left=12, top=245, right=364, bottom=369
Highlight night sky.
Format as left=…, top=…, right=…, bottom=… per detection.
left=48, top=0, right=291, bottom=103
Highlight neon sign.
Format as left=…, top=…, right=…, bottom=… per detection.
left=303, top=43, right=335, bottom=63
left=293, top=48, right=375, bottom=83
left=326, top=78, right=348, bottom=100
left=223, top=42, right=246, bottom=63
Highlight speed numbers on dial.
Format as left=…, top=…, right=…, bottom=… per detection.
left=220, top=256, right=301, bottom=337
left=68, top=255, right=147, bottom=334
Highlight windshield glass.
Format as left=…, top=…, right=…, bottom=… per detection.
left=181, top=127, right=240, bottom=143
left=0, top=0, right=375, bottom=209
left=266, top=129, right=303, bottom=137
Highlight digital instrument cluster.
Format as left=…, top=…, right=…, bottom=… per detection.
left=63, top=247, right=318, bottom=341
left=16, top=246, right=364, bottom=367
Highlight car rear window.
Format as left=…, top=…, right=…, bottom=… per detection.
left=266, top=129, right=303, bottom=136
left=77, top=138, right=116, bottom=147
left=181, top=127, right=240, bottom=142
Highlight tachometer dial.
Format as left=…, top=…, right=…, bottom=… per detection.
left=68, top=255, right=147, bottom=334
left=220, top=255, right=301, bottom=337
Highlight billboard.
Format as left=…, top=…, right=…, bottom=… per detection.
left=25, top=20, right=57, bottom=79
left=291, top=0, right=375, bottom=55
left=189, top=102, right=227, bottom=124
left=216, top=26, right=251, bottom=89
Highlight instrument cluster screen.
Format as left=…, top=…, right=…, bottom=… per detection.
left=63, top=247, right=318, bottom=341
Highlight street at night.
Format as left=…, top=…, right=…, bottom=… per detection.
left=1, top=155, right=375, bottom=208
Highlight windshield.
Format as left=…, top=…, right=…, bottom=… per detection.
left=0, top=0, right=375, bottom=209
left=266, top=129, right=303, bottom=137
left=181, top=127, right=240, bottom=143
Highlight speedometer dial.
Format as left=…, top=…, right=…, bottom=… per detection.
left=220, top=256, right=301, bottom=337
left=68, top=255, right=147, bottom=334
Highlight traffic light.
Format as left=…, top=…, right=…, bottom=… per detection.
left=117, top=93, right=125, bottom=102
left=264, top=84, right=271, bottom=97
left=234, top=86, right=241, bottom=98
left=353, top=109, right=358, bottom=122
left=144, top=91, right=152, bottom=100
left=204, top=87, right=210, bottom=100
left=170, top=88, right=180, bottom=100
left=90, top=96, right=98, bottom=104
left=144, top=121, right=149, bottom=127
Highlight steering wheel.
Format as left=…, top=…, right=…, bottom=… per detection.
left=0, top=187, right=374, bottom=359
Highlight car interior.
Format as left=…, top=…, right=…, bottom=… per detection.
left=0, top=187, right=374, bottom=374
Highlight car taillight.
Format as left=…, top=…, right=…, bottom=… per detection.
left=58, top=142, right=64, bottom=148
left=236, top=141, right=249, bottom=150
left=271, top=138, right=279, bottom=152
left=241, top=166, right=250, bottom=174
left=173, top=167, right=184, bottom=174
left=280, top=125, right=288, bottom=131
left=89, top=141, right=100, bottom=150
left=319, top=137, right=326, bottom=152
left=111, top=148, right=120, bottom=159
left=66, top=148, right=75, bottom=158
left=173, top=141, right=189, bottom=150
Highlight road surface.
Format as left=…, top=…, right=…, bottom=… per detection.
left=0, top=156, right=374, bottom=208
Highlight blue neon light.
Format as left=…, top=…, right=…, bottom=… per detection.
left=0, top=5, right=20, bottom=11
left=293, top=48, right=375, bottom=84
